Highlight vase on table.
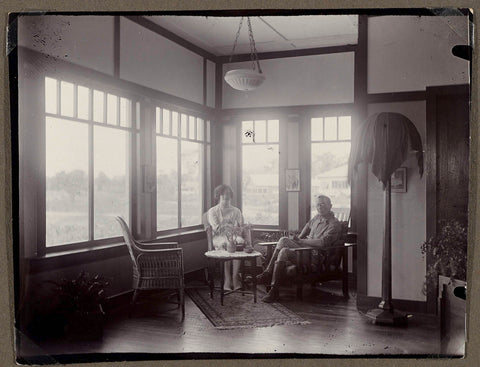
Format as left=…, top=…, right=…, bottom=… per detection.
left=227, top=240, right=236, bottom=253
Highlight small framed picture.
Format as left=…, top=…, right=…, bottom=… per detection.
left=286, top=169, right=300, bottom=192
left=391, top=167, right=407, bottom=193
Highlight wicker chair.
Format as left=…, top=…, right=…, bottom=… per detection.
left=115, top=216, right=185, bottom=320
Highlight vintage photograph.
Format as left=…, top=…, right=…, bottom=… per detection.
left=10, top=9, right=471, bottom=364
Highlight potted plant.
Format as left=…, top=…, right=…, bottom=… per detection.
left=420, top=219, right=467, bottom=354
left=47, top=271, right=110, bottom=340
left=420, top=219, right=467, bottom=295
left=218, top=223, right=253, bottom=252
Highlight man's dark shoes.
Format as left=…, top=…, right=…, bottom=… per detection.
left=261, top=287, right=279, bottom=303
left=256, top=271, right=272, bottom=285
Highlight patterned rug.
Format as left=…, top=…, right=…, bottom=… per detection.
left=186, top=286, right=310, bottom=330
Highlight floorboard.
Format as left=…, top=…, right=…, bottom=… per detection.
left=17, top=281, right=442, bottom=362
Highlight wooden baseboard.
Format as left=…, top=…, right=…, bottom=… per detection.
left=356, top=294, right=428, bottom=314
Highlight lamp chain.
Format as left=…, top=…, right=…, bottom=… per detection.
left=227, top=17, right=262, bottom=74
left=228, top=17, right=244, bottom=64
left=247, top=17, right=262, bottom=73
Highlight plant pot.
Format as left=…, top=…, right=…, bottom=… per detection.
left=438, top=275, right=466, bottom=356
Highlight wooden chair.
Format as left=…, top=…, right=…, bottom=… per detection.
left=115, top=216, right=185, bottom=320
left=287, top=221, right=356, bottom=300
left=257, top=217, right=356, bottom=300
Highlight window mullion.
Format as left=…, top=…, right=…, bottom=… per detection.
left=177, top=136, right=182, bottom=228
left=89, top=123, right=94, bottom=241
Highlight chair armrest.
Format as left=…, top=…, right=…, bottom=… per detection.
left=136, top=240, right=179, bottom=250
left=345, top=231, right=357, bottom=244
left=136, top=247, right=182, bottom=254
left=291, top=247, right=314, bottom=252
left=256, top=242, right=277, bottom=247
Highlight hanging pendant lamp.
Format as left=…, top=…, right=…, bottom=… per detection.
left=224, top=17, right=265, bottom=91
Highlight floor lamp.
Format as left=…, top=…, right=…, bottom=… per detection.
left=348, top=112, right=424, bottom=326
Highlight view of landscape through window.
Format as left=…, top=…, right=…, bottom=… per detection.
left=156, top=108, right=209, bottom=230
left=241, top=119, right=279, bottom=225
left=311, top=116, right=351, bottom=219
left=45, top=77, right=131, bottom=247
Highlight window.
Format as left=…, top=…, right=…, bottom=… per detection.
left=310, top=115, right=351, bottom=219
left=241, top=119, right=280, bottom=226
left=155, top=107, right=210, bottom=231
left=45, top=77, right=134, bottom=248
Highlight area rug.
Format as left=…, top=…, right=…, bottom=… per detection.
left=186, top=286, right=310, bottom=330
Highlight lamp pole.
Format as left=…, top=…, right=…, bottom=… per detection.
left=365, top=121, right=408, bottom=326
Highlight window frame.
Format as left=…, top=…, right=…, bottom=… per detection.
left=153, top=101, right=213, bottom=235
left=42, top=75, right=140, bottom=254
left=235, top=113, right=286, bottom=230
left=304, top=106, right=355, bottom=223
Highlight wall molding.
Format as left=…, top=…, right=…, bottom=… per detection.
left=217, top=45, right=357, bottom=64
left=367, top=90, right=427, bottom=104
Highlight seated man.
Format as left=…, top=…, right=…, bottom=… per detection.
left=257, top=194, right=342, bottom=303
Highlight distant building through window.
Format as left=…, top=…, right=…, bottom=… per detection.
left=241, top=119, right=280, bottom=226
left=311, top=116, right=351, bottom=219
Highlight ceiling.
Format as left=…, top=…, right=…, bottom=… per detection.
left=145, top=15, right=358, bottom=56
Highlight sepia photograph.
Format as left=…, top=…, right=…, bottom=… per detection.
left=8, top=8, right=472, bottom=364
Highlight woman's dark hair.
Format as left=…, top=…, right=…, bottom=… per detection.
left=214, top=184, right=234, bottom=203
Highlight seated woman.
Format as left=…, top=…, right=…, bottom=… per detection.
left=208, top=184, right=245, bottom=291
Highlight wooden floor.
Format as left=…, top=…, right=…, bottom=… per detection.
left=17, top=281, right=442, bottom=363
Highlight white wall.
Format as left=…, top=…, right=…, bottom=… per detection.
left=368, top=15, right=469, bottom=93
left=17, top=15, right=115, bottom=75
left=366, top=101, right=427, bottom=301
left=222, top=52, right=354, bottom=108
left=120, top=18, right=204, bottom=104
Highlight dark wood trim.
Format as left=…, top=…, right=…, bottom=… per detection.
left=19, top=47, right=215, bottom=117
left=302, top=114, right=312, bottom=223
left=217, top=44, right=357, bottom=64
left=353, top=14, right=369, bottom=297
left=425, top=84, right=470, bottom=314
left=357, top=294, right=428, bottom=314
left=215, top=62, right=223, bottom=111
left=27, top=230, right=206, bottom=275
left=123, top=15, right=217, bottom=62
left=203, top=58, right=207, bottom=106
left=113, top=16, right=120, bottom=78
left=367, top=90, right=427, bottom=104
left=222, top=103, right=355, bottom=117
left=279, top=117, right=288, bottom=229
left=425, top=87, right=438, bottom=314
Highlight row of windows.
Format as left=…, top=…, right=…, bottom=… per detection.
left=44, top=77, right=352, bottom=248
left=155, top=107, right=211, bottom=231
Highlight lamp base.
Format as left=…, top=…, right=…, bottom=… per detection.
left=364, top=307, right=409, bottom=326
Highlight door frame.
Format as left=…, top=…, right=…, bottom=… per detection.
left=425, top=84, right=470, bottom=313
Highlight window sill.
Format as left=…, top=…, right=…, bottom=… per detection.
left=26, top=230, right=207, bottom=274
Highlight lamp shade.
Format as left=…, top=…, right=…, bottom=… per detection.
left=224, top=69, right=266, bottom=91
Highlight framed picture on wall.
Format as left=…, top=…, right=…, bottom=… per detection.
left=391, top=167, right=407, bottom=193
left=286, top=169, right=300, bottom=191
